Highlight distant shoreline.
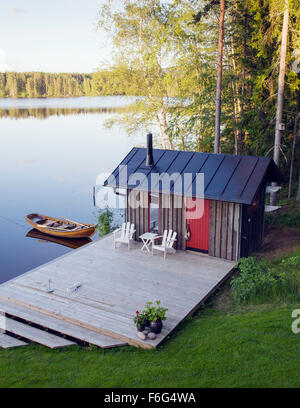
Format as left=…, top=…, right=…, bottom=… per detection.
left=0, top=71, right=128, bottom=98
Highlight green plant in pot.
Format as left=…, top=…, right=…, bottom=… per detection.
left=133, top=310, right=147, bottom=332
left=144, top=300, right=168, bottom=334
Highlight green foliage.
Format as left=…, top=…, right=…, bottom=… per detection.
left=231, top=254, right=300, bottom=304
left=88, top=344, right=99, bottom=352
left=143, top=300, right=168, bottom=322
left=97, top=208, right=113, bottom=237
left=97, top=0, right=300, bottom=185
left=98, top=0, right=184, bottom=149
left=265, top=209, right=300, bottom=230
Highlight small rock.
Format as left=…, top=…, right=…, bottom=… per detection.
left=142, top=330, right=149, bottom=336
left=137, top=332, right=146, bottom=340
left=148, top=332, right=157, bottom=340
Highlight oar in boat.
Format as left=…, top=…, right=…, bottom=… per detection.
left=58, top=216, right=97, bottom=228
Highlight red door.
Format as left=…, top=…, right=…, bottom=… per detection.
left=186, top=198, right=210, bottom=253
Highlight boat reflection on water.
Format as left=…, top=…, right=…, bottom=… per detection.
left=26, top=229, right=92, bottom=249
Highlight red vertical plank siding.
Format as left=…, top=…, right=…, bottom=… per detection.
left=186, top=198, right=210, bottom=252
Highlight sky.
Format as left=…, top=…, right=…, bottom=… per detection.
left=0, top=0, right=112, bottom=73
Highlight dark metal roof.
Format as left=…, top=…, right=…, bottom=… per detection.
left=104, top=148, right=282, bottom=205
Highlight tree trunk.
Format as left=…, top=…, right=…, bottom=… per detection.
left=156, top=114, right=167, bottom=150
left=161, top=104, right=174, bottom=150
left=297, top=172, right=300, bottom=201
left=214, top=0, right=225, bottom=154
left=288, top=85, right=300, bottom=198
left=229, top=36, right=242, bottom=155
left=288, top=110, right=300, bottom=198
left=227, top=38, right=239, bottom=154
left=229, top=74, right=239, bottom=155
left=195, top=119, right=201, bottom=152
left=239, top=7, right=248, bottom=154
left=270, top=0, right=289, bottom=205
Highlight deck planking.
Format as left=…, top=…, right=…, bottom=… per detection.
left=0, top=235, right=235, bottom=349
left=5, top=317, right=75, bottom=348
left=0, top=300, right=126, bottom=348
left=0, top=332, right=27, bottom=349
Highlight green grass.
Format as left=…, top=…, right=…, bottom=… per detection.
left=1, top=304, right=300, bottom=388
left=265, top=199, right=300, bottom=230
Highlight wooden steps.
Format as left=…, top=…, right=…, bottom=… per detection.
left=5, top=317, right=75, bottom=349
left=0, top=332, right=27, bottom=349
left=0, top=284, right=152, bottom=348
left=0, top=300, right=126, bottom=348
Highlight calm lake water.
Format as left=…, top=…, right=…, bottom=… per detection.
left=0, top=96, right=143, bottom=284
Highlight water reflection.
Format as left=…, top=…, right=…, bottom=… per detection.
left=0, top=106, right=128, bottom=120
left=0, top=96, right=144, bottom=284
left=26, top=229, right=92, bottom=249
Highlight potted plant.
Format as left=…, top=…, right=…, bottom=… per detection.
left=133, top=310, right=147, bottom=332
left=143, top=300, right=168, bottom=334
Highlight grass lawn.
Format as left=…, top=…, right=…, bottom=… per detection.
left=1, top=303, right=300, bottom=388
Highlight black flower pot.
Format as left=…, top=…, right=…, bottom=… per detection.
left=144, top=319, right=150, bottom=327
left=137, top=324, right=145, bottom=332
left=149, top=319, right=163, bottom=334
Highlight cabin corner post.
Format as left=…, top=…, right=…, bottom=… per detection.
left=240, top=182, right=267, bottom=257
left=259, top=182, right=267, bottom=246
left=236, top=203, right=242, bottom=261
left=171, top=194, right=186, bottom=250
left=182, top=196, right=187, bottom=251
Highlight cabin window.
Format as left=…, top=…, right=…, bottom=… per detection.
left=149, top=193, right=159, bottom=233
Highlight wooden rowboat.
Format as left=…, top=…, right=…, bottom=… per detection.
left=25, top=213, right=97, bottom=238
left=26, top=229, right=92, bottom=249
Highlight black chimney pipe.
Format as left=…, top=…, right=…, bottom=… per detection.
left=146, top=133, right=154, bottom=166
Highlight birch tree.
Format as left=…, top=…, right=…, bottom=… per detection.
left=214, top=0, right=225, bottom=153
left=98, top=0, right=176, bottom=149
left=270, top=0, right=289, bottom=205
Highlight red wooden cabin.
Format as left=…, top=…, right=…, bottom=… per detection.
left=104, top=135, right=282, bottom=261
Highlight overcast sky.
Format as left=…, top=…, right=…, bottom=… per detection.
left=0, top=0, right=112, bottom=73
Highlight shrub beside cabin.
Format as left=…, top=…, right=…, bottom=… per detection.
left=104, top=135, right=282, bottom=261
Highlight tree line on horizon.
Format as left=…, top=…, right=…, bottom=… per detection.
left=0, top=71, right=127, bottom=98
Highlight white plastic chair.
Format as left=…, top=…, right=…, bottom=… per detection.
left=152, top=230, right=177, bottom=259
left=113, top=222, right=136, bottom=250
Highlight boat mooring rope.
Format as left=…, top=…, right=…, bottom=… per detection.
left=0, top=215, right=28, bottom=230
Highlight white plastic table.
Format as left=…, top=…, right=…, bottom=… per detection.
left=139, top=232, right=158, bottom=253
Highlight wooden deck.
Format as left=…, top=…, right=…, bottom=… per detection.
left=0, top=235, right=235, bottom=349
left=4, top=317, right=75, bottom=348
left=0, top=332, right=27, bottom=349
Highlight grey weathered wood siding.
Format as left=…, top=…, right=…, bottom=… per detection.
left=126, top=190, right=186, bottom=249
left=158, top=194, right=186, bottom=250
left=126, top=189, right=149, bottom=239
left=209, top=200, right=242, bottom=261
left=127, top=189, right=242, bottom=259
